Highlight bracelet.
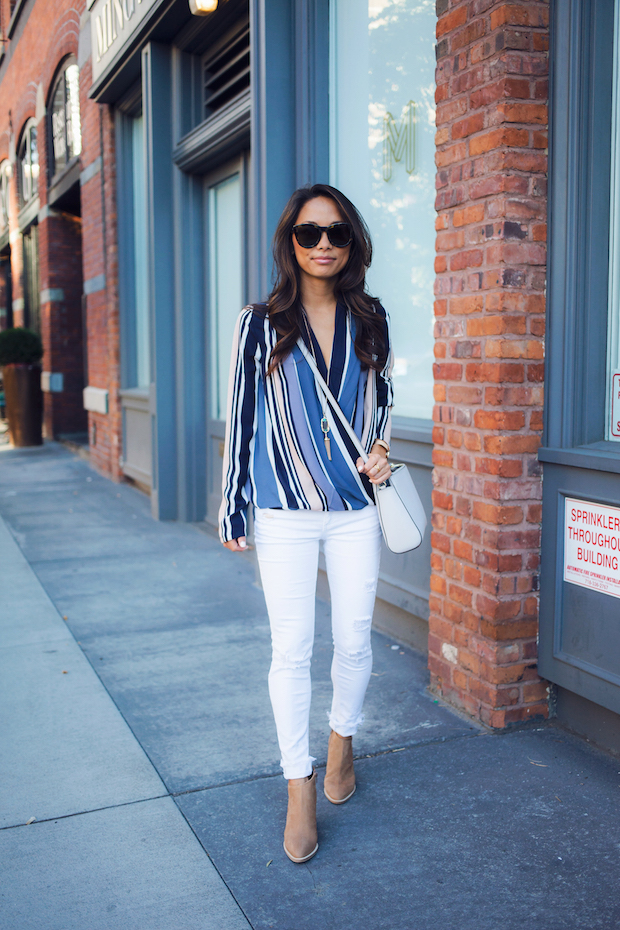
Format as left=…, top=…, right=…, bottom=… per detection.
left=373, top=438, right=390, bottom=456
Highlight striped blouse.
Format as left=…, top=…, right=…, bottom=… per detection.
left=219, top=302, right=394, bottom=542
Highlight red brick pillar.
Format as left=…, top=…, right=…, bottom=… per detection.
left=38, top=211, right=87, bottom=438
left=430, top=0, right=549, bottom=727
left=79, top=55, right=122, bottom=481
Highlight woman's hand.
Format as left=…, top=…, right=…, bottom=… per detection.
left=357, top=447, right=391, bottom=485
left=223, top=536, right=248, bottom=552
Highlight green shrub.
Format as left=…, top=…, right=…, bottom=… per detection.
left=0, top=328, right=43, bottom=366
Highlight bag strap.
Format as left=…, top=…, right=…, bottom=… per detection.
left=296, top=337, right=369, bottom=464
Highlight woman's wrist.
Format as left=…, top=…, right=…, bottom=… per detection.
left=372, top=438, right=390, bottom=456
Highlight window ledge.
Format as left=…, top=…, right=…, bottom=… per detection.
left=18, top=196, right=40, bottom=232
left=173, top=88, right=250, bottom=174
left=538, top=442, right=620, bottom=475
left=391, top=416, right=433, bottom=445
left=48, top=158, right=81, bottom=206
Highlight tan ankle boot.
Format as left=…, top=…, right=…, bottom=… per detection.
left=324, top=730, right=356, bottom=804
left=283, top=769, right=318, bottom=863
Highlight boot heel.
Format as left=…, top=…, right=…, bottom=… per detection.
left=283, top=769, right=318, bottom=863
left=324, top=730, right=356, bottom=804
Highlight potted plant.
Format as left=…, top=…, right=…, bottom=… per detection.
left=0, top=327, right=44, bottom=447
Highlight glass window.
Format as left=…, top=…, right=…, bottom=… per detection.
left=0, top=161, right=11, bottom=231
left=131, top=115, right=149, bottom=388
left=19, top=122, right=39, bottom=205
left=23, top=224, right=40, bottom=333
left=330, top=0, right=436, bottom=420
left=209, top=171, right=242, bottom=420
left=50, top=62, right=82, bottom=177
left=608, top=0, right=620, bottom=441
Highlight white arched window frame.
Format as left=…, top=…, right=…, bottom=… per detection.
left=49, top=61, right=82, bottom=178
left=0, top=160, right=12, bottom=231
left=18, top=121, right=39, bottom=206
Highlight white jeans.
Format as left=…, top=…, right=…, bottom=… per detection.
left=254, top=505, right=382, bottom=780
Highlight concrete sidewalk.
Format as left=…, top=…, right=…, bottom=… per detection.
left=1, top=442, right=619, bottom=930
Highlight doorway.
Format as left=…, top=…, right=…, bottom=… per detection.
left=205, top=154, right=249, bottom=526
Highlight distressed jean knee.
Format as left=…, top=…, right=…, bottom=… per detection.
left=333, top=642, right=373, bottom=666
left=270, top=647, right=313, bottom=671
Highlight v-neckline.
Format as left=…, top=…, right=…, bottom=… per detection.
left=303, top=304, right=346, bottom=392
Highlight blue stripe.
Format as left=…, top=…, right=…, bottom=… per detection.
left=218, top=303, right=393, bottom=542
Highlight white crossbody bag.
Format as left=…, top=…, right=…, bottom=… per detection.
left=297, top=339, right=427, bottom=554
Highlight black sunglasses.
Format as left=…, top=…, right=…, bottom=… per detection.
left=292, top=222, right=353, bottom=249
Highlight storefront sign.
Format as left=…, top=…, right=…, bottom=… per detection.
left=564, top=497, right=620, bottom=599
left=90, top=0, right=159, bottom=83
left=610, top=371, right=620, bottom=439
left=383, top=101, right=415, bottom=181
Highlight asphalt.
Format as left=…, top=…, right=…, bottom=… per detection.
left=1, top=442, right=619, bottom=930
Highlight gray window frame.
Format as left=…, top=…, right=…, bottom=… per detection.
left=48, top=57, right=82, bottom=184
left=17, top=119, right=38, bottom=208
left=540, top=0, right=618, bottom=474
left=538, top=0, right=620, bottom=715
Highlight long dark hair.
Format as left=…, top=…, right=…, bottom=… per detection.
left=265, top=184, right=387, bottom=376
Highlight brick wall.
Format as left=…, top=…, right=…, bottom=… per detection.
left=39, top=211, right=87, bottom=436
left=430, top=0, right=549, bottom=727
left=0, top=0, right=122, bottom=474
left=79, top=57, right=122, bottom=481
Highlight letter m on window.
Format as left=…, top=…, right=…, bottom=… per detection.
left=383, top=101, right=416, bottom=182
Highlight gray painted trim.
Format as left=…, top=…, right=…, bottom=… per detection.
left=172, top=165, right=207, bottom=523
left=80, top=156, right=102, bottom=186
left=173, top=90, right=250, bottom=174
left=143, top=42, right=178, bottom=520
left=48, top=159, right=81, bottom=207
left=543, top=0, right=614, bottom=450
left=389, top=419, right=434, bottom=469
left=539, top=444, right=620, bottom=475
left=556, top=687, right=620, bottom=756
left=249, top=0, right=296, bottom=300
left=78, top=9, right=92, bottom=68
left=38, top=205, right=60, bottom=223
left=392, top=416, right=433, bottom=445
left=87, top=0, right=172, bottom=103
left=294, top=0, right=330, bottom=186
left=40, top=288, right=64, bottom=303
left=539, top=464, right=620, bottom=717
left=120, top=387, right=150, bottom=405
left=122, top=461, right=152, bottom=485
left=540, top=0, right=620, bottom=719
left=115, top=110, right=138, bottom=390
left=84, top=274, right=106, bottom=295
left=17, top=197, right=40, bottom=232
left=376, top=572, right=430, bottom=624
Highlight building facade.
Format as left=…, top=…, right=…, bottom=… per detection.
left=1, top=0, right=619, bottom=750
left=0, top=0, right=115, bottom=446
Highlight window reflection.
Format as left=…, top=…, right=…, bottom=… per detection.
left=0, top=161, right=11, bottom=230
left=51, top=62, right=82, bottom=176
left=19, top=122, right=39, bottom=205
left=331, top=0, right=436, bottom=419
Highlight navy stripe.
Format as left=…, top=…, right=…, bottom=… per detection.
left=218, top=303, right=393, bottom=542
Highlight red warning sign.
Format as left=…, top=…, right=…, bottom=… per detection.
left=564, top=497, right=620, bottom=599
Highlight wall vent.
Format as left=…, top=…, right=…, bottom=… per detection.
left=204, top=19, right=250, bottom=118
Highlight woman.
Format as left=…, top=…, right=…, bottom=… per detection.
left=219, top=184, right=393, bottom=863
